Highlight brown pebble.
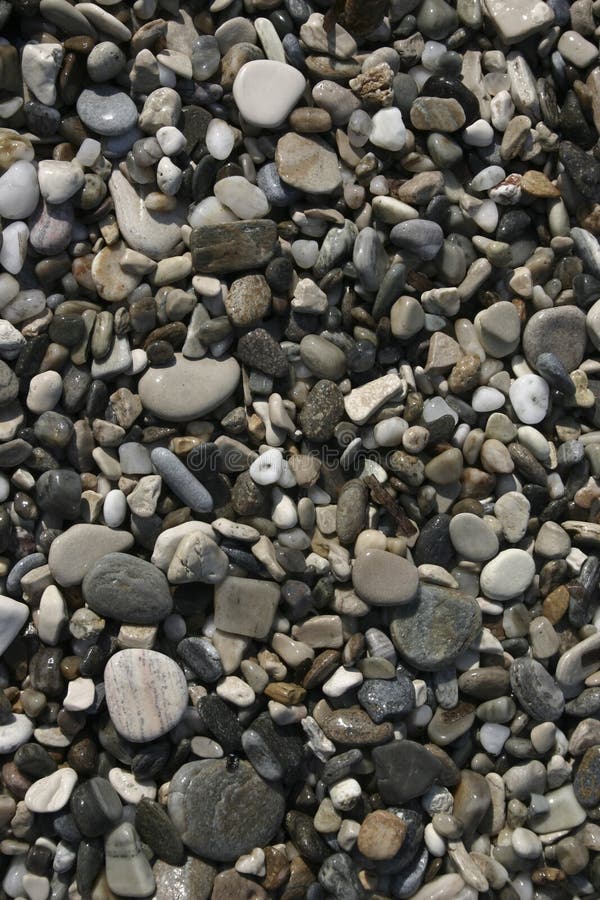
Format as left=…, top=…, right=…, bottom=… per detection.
left=289, top=107, right=332, bottom=133
left=303, top=650, right=341, bottom=690
left=542, top=585, right=570, bottom=624
left=357, top=810, right=407, bottom=860
left=263, top=682, right=306, bottom=705
left=262, top=846, right=290, bottom=891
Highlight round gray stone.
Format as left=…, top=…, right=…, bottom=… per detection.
left=522, top=306, right=587, bottom=373
left=168, top=759, right=285, bottom=861
left=82, top=552, right=173, bottom=624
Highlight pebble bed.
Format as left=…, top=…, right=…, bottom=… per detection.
left=3, top=0, right=600, bottom=898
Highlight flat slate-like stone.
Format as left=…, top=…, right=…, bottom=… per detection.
left=104, top=649, right=188, bottom=743
left=214, top=576, right=280, bottom=639
left=82, top=553, right=173, bottom=624
left=390, top=583, right=482, bottom=671
left=168, top=759, right=285, bottom=861
left=372, top=740, right=441, bottom=803
left=191, top=220, right=278, bottom=274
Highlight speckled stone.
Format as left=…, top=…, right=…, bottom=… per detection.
left=168, top=759, right=285, bottom=861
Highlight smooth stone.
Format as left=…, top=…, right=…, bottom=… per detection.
left=390, top=219, right=444, bottom=260
left=482, top=0, right=554, bottom=43
left=104, top=649, right=188, bottom=742
left=0, top=715, right=34, bottom=754
left=352, top=550, right=419, bottom=605
left=177, top=637, right=223, bottom=683
left=480, top=549, right=535, bottom=601
left=522, top=307, right=587, bottom=373
left=574, top=746, right=600, bottom=808
left=214, top=176, right=270, bottom=220
left=0, top=595, right=28, bottom=655
left=344, top=373, right=405, bottom=425
left=373, top=740, right=441, bottom=803
left=449, top=513, right=499, bottom=561
left=475, top=301, right=521, bottom=357
left=369, top=107, right=407, bottom=152
left=390, top=583, right=482, bottom=671
left=109, top=171, right=184, bottom=260
left=300, top=334, right=347, bottom=380
left=233, top=60, right=306, bottom=128
left=275, top=133, right=342, bottom=195
left=530, top=785, right=587, bottom=834
left=410, top=97, right=466, bottom=132
left=214, top=576, right=279, bottom=639
left=0, top=221, right=28, bottom=275
left=509, top=374, right=549, bottom=425
left=0, top=161, right=39, bottom=220
left=25, top=768, right=77, bottom=813
left=83, top=552, right=172, bottom=624
left=151, top=447, right=213, bottom=515
left=48, top=525, right=134, bottom=587
left=105, top=823, right=155, bottom=898
left=77, top=87, right=137, bottom=136
left=510, top=657, right=565, bottom=722
left=21, top=41, right=63, bottom=105
left=37, top=160, right=84, bottom=205
left=168, top=759, right=285, bottom=861
left=153, top=857, right=216, bottom=900
left=139, top=354, right=240, bottom=422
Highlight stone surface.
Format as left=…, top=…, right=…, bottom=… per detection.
left=104, top=649, right=189, bottom=742
left=390, top=583, right=482, bottom=671
left=168, top=759, right=285, bottom=861
left=138, top=354, right=240, bottom=422
left=352, top=550, right=419, bottom=605
left=275, top=133, right=342, bottom=195
left=82, top=553, right=173, bottom=624
left=233, top=60, right=306, bottom=128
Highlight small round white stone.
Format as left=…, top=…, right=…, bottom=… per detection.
left=156, top=125, right=186, bottom=156
left=322, top=666, right=363, bottom=698
left=479, top=722, right=510, bottom=755
left=233, top=60, right=306, bottom=129
left=509, top=374, right=550, bottom=425
left=63, top=678, right=96, bottom=712
left=216, top=675, right=255, bottom=708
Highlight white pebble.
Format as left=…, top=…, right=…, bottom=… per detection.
left=322, top=666, right=363, bottom=698
left=249, top=448, right=283, bottom=485
left=63, top=677, right=95, bottom=712
left=271, top=487, right=297, bottom=529
left=0, top=221, right=29, bottom=275
left=471, top=386, right=505, bottom=412
left=509, top=374, right=550, bottom=425
left=26, top=371, right=62, bottom=414
left=216, top=675, right=255, bottom=708
left=103, top=489, right=127, bottom=528
left=206, top=119, right=235, bottom=160
left=369, top=107, right=406, bottom=152
left=424, top=822, right=446, bottom=856
left=329, top=777, right=361, bottom=811
left=25, top=768, right=78, bottom=813
left=108, top=767, right=156, bottom=804
left=463, top=119, right=494, bottom=146
left=511, top=826, right=542, bottom=859
left=156, top=125, right=186, bottom=156
left=479, top=722, right=510, bottom=755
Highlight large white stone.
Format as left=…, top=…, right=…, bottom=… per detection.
left=233, top=60, right=306, bottom=129
left=0, top=596, right=29, bottom=655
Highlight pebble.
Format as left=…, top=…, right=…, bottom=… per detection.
left=168, top=759, right=285, bottom=861
left=351, top=549, right=419, bottom=605
left=24, top=768, right=77, bottom=814
left=233, top=60, right=306, bottom=128
left=480, top=549, right=536, bottom=601
left=104, top=649, right=188, bottom=742
left=275, top=133, right=342, bottom=195
left=82, top=552, right=173, bottom=623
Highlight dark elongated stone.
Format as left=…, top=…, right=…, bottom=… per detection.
left=510, top=657, right=565, bottom=722
left=191, top=219, right=278, bottom=273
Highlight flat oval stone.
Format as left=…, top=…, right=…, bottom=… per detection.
left=390, top=583, right=482, bottom=671
left=25, top=767, right=78, bottom=813
left=168, top=759, right=285, bottom=861
left=82, top=553, right=172, bottom=624
left=104, top=649, right=188, bottom=742
left=233, top=60, right=306, bottom=128
left=352, top=549, right=419, bottom=605
left=76, top=86, right=138, bottom=136
left=449, top=513, right=499, bottom=561
left=480, top=549, right=535, bottom=601
left=48, top=524, right=134, bottom=587
left=275, top=133, right=342, bottom=195
left=138, top=354, right=240, bottom=422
